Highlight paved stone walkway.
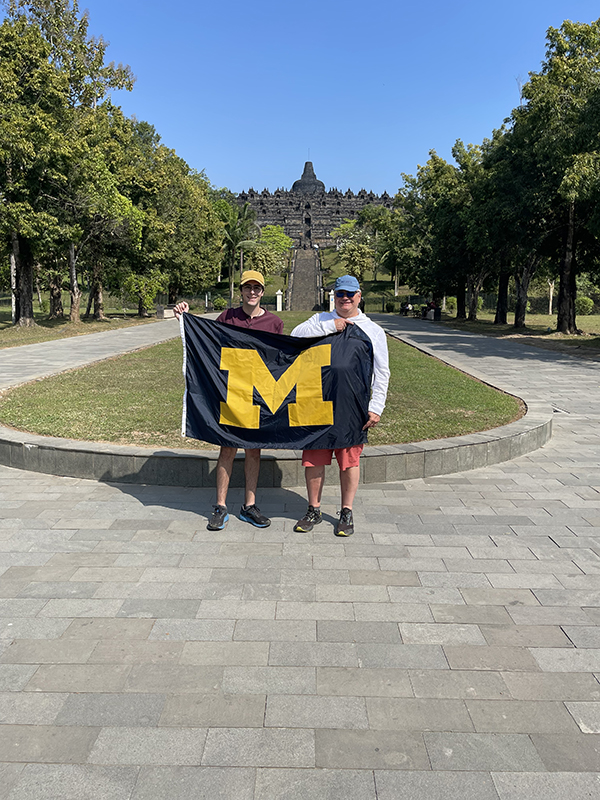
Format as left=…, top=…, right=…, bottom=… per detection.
left=0, top=318, right=599, bottom=799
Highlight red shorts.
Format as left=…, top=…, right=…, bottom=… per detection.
left=302, top=445, right=364, bottom=471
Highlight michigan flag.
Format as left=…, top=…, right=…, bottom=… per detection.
left=180, top=314, right=373, bottom=450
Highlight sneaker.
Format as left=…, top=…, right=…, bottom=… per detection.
left=240, top=504, right=271, bottom=528
left=294, top=505, right=323, bottom=532
left=334, top=507, right=354, bottom=537
left=207, top=505, right=229, bottom=531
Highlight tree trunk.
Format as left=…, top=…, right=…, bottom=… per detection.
left=513, top=252, right=539, bottom=328
left=557, top=201, right=577, bottom=334
left=84, top=289, right=93, bottom=319
left=548, top=280, right=554, bottom=315
left=48, top=275, right=64, bottom=319
left=93, top=267, right=105, bottom=321
left=15, top=235, right=35, bottom=327
left=168, top=285, right=178, bottom=304
left=68, top=241, right=82, bottom=323
left=494, top=266, right=509, bottom=325
left=456, top=278, right=466, bottom=319
left=138, top=296, right=148, bottom=317
left=10, top=232, right=18, bottom=325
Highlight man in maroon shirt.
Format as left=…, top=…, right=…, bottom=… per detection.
left=174, top=270, right=283, bottom=531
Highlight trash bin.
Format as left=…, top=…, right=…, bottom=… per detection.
left=434, top=307, right=441, bottom=321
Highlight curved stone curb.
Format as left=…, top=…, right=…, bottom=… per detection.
left=0, top=329, right=553, bottom=487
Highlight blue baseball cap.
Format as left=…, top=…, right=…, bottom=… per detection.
left=334, top=275, right=361, bottom=293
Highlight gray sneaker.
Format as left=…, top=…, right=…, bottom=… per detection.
left=334, top=507, right=354, bottom=537
left=207, top=505, right=229, bottom=531
left=240, top=504, right=271, bottom=528
left=294, top=505, right=323, bottom=532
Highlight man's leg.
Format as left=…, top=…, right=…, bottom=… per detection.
left=340, top=465, right=360, bottom=509
left=243, top=448, right=260, bottom=507
left=306, top=465, right=325, bottom=508
left=207, top=446, right=236, bottom=530
left=240, top=449, right=270, bottom=527
left=215, top=446, right=237, bottom=507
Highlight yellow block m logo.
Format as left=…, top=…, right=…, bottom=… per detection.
left=219, top=345, right=333, bottom=429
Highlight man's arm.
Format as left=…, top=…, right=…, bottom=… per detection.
left=366, top=323, right=390, bottom=418
left=291, top=313, right=339, bottom=338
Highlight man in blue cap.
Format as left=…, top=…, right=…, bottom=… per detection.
left=291, top=275, right=390, bottom=536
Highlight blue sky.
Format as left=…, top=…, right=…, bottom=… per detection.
left=77, top=0, right=599, bottom=195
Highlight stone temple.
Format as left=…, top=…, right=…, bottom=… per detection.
left=238, top=162, right=392, bottom=248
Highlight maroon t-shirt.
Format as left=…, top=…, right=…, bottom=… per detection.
left=216, top=306, right=283, bottom=335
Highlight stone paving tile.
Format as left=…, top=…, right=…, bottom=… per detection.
left=202, top=728, right=315, bottom=767
left=353, top=602, right=434, bottom=622
left=400, top=622, right=486, bottom=646
left=368, top=696, right=473, bottom=732
left=530, top=732, right=600, bottom=771
left=61, top=618, right=154, bottom=639
left=356, top=643, right=449, bottom=669
left=130, top=766, right=255, bottom=800
left=466, top=699, right=579, bottom=733
left=88, top=640, right=183, bottom=664
left=424, top=731, right=546, bottom=771
left=316, top=666, right=413, bottom=697
left=116, top=598, right=201, bottom=618
left=254, top=767, right=376, bottom=799
left=266, top=694, right=368, bottom=729
left=565, top=702, right=600, bottom=733
left=317, top=620, right=401, bottom=643
left=531, top=648, right=600, bottom=672
left=0, top=723, right=99, bottom=763
left=491, top=772, right=600, bottom=800
left=375, top=770, right=501, bottom=800
left=269, top=641, right=358, bottom=667
left=562, top=626, right=600, bottom=648
left=223, top=666, right=316, bottom=695
left=233, top=619, right=316, bottom=641
left=479, top=624, right=574, bottom=648
left=5, top=764, right=139, bottom=800
left=148, top=619, right=234, bottom=641
left=500, top=671, right=600, bottom=700
left=430, top=604, right=513, bottom=625
left=316, top=729, right=429, bottom=770
left=159, top=693, right=265, bottom=728
left=0, top=762, right=25, bottom=799
left=122, top=664, right=223, bottom=694
left=0, top=664, right=39, bottom=692
left=409, top=669, right=511, bottom=699
left=444, top=645, right=541, bottom=672
left=179, top=641, right=268, bottom=666
left=25, top=664, right=131, bottom=693
left=0, top=691, right=66, bottom=724
left=0, top=639, right=97, bottom=664
left=88, top=726, right=207, bottom=765
left=55, top=693, right=165, bottom=727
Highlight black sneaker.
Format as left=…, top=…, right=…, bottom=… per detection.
left=239, top=504, right=271, bottom=528
left=334, top=507, right=354, bottom=537
left=207, top=505, right=229, bottom=531
left=293, top=505, right=322, bottom=532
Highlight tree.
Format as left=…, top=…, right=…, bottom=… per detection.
left=511, top=19, right=600, bottom=333
left=217, top=202, right=259, bottom=305
left=0, top=16, right=69, bottom=326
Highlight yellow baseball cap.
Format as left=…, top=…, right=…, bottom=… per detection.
left=240, top=270, right=265, bottom=287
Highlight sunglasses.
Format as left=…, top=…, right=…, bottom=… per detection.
left=335, top=290, right=357, bottom=298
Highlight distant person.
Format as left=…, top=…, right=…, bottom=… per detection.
left=174, top=270, right=283, bottom=531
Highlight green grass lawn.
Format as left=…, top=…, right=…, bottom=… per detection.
left=439, top=311, right=600, bottom=350
left=0, top=312, right=521, bottom=449
left=0, top=306, right=162, bottom=349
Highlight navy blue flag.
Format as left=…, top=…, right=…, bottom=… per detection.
left=181, top=314, right=373, bottom=450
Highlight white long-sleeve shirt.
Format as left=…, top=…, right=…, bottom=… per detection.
left=291, top=310, right=390, bottom=417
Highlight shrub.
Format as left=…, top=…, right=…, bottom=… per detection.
left=445, top=297, right=457, bottom=312
left=385, top=302, right=395, bottom=313
left=575, top=296, right=594, bottom=316
left=212, top=296, right=227, bottom=311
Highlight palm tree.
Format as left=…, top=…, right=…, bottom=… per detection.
left=219, top=202, right=260, bottom=306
